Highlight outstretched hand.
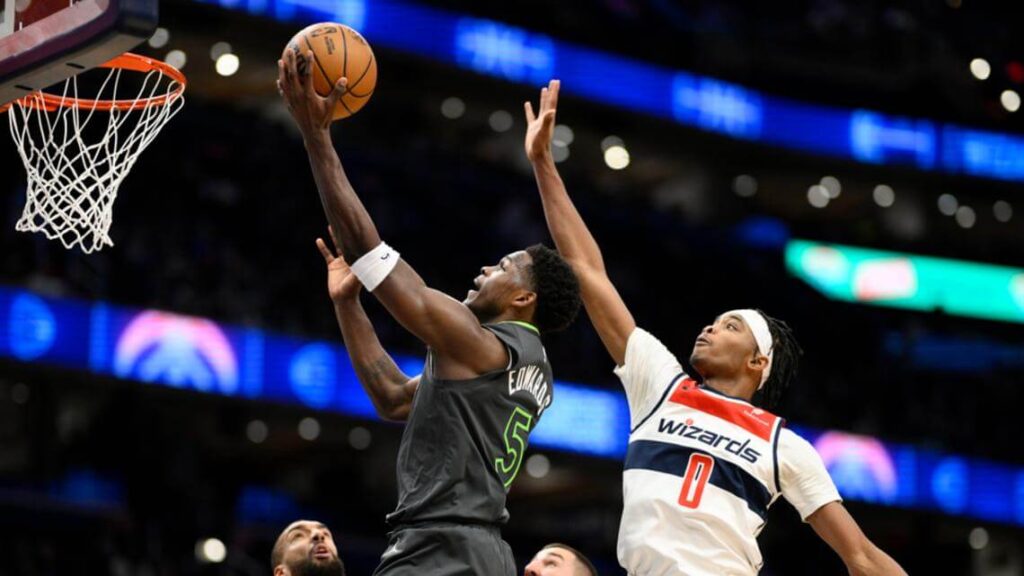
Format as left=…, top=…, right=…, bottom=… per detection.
left=317, top=228, right=362, bottom=303
left=524, top=79, right=560, bottom=163
left=277, top=48, right=347, bottom=136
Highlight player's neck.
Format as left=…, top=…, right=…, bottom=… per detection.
left=701, top=377, right=756, bottom=403
left=483, top=309, right=533, bottom=327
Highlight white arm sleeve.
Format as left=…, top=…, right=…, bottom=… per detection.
left=778, top=429, right=843, bottom=521
left=612, top=327, right=686, bottom=428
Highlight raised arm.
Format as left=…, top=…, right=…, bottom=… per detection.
left=278, top=50, right=506, bottom=375
left=317, top=234, right=418, bottom=421
left=807, top=502, right=907, bottom=576
left=525, top=80, right=636, bottom=365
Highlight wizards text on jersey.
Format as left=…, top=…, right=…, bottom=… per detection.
left=657, top=418, right=762, bottom=464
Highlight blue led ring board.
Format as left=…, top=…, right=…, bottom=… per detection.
left=0, top=0, right=158, bottom=106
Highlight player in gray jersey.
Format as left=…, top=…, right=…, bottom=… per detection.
left=279, top=51, right=581, bottom=576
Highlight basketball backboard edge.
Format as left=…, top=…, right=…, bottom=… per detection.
left=0, top=0, right=158, bottom=106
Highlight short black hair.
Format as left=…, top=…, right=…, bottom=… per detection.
left=271, top=520, right=305, bottom=571
left=525, top=244, right=581, bottom=333
left=752, top=309, right=802, bottom=411
left=542, top=542, right=598, bottom=576
left=270, top=532, right=286, bottom=571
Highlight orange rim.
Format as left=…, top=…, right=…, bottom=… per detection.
left=1, top=53, right=186, bottom=113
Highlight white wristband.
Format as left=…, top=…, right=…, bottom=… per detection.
left=350, top=242, right=400, bottom=292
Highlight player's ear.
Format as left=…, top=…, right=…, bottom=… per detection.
left=747, top=353, right=768, bottom=371
left=511, top=289, right=537, bottom=309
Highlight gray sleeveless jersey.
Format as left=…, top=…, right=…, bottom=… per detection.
left=386, top=321, right=553, bottom=526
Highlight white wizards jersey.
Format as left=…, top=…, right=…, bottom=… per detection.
left=614, top=328, right=841, bottom=576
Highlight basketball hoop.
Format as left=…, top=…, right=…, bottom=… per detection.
left=3, top=53, right=186, bottom=253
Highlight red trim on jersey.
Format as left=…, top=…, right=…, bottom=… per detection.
left=668, top=379, right=780, bottom=441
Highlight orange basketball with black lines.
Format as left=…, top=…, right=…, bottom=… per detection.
left=284, top=22, right=377, bottom=120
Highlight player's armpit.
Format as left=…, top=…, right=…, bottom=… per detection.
left=807, top=502, right=907, bottom=576
left=372, top=261, right=509, bottom=377
left=574, top=266, right=636, bottom=366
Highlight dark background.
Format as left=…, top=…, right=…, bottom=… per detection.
left=2, top=0, right=1023, bottom=574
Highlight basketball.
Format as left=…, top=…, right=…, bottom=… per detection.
left=284, top=22, right=377, bottom=120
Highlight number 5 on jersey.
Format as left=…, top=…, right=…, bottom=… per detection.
left=679, top=453, right=715, bottom=508
left=495, top=406, right=533, bottom=488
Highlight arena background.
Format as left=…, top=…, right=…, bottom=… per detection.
left=2, top=0, right=1024, bottom=574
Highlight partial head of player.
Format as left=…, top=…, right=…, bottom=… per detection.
left=271, top=520, right=346, bottom=576
left=689, top=309, right=802, bottom=409
left=463, top=244, right=581, bottom=334
left=523, top=543, right=598, bottom=576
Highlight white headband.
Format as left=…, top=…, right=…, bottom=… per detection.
left=725, top=309, right=774, bottom=390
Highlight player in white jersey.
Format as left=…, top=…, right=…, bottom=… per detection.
left=523, top=80, right=906, bottom=576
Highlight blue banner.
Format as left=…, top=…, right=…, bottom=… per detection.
left=0, top=285, right=628, bottom=458
left=195, top=0, right=1024, bottom=183
left=3, top=284, right=1023, bottom=526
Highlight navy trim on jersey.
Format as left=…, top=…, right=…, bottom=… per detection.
left=624, top=440, right=772, bottom=519
left=771, top=419, right=783, bottom=493
left=629, top=372, right=687, bottom=434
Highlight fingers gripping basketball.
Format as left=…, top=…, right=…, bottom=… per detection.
left=284, top=23, right=377, bottom=120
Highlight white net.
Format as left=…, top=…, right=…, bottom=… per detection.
left=6, top=58, right=185, bottom=253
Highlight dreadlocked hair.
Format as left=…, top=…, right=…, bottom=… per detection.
left=525, top=244, right=582, bottom=333
left=753, top=309, right=802, bottom=411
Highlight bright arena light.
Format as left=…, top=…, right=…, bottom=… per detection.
left=440, top=97, right=465, bottom=119
left=955, top=205, right=976, bottom=229
left=298, top=417, right=320, bottom=441
left=969, top=58, right=991, bottom=80
left=968, top=527, right=989, bottom=550
left=604, top=145, right=630, bottom=170
left=165, top=49, right=187, bottom=70
left=148, top=28, right=170, bottom=49
left=348, top=426, right=371, bottom=450
left=552, top=144, right=570, bottom=163
left=215, top=53, right=240, bottom=77
left=488, top=110, right=513, bottom=132
left=937, top=193, right=959, bottom=216
left=873, top=184, right=895, bottom=207
left=807, top=185, right=830, bottom=208
left=820, top=175, right=842, bottom=199
left=553, top=124, right=574, bottom=146
left=246, top=419, right=268, bottom=444
left=196, top=538, right=227, bottom=563
left=1001, top=89, right=1021, bottom=113
left=526, top=454, right=551, bottom=478
left=993, top=200, right=1013, bottom=222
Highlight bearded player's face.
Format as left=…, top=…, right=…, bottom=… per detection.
left=689, top=313, right=760, bottom=379
left=275, top=521, right=345, bottom=576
